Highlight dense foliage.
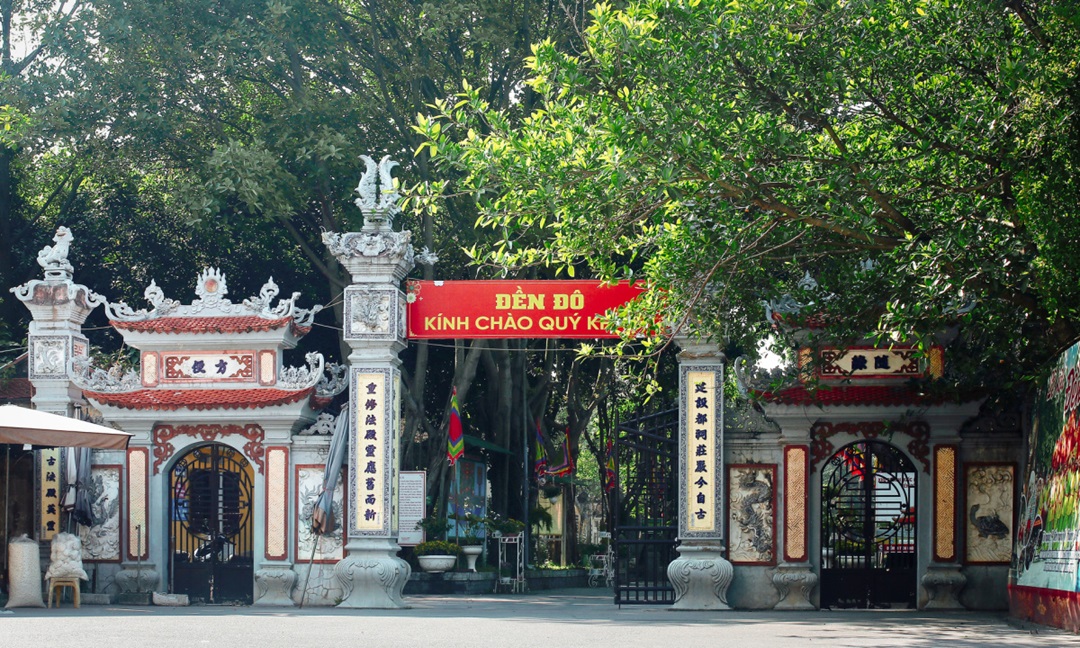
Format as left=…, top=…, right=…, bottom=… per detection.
left=0, top=0, right=625, bottom=531
left=418, top=0, right=1080, bottom=393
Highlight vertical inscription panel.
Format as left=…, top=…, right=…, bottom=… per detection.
left=38, top=448, right=62, bottom=541
left=350, top=368, right=394, bottom=536
left=679, top=365, right=724, bottom=538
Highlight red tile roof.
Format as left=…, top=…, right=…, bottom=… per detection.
left=84, top=386, right=315, bottom=411
left=755, top=384, right=947, bottom=407
left=110, top=316, right=311, bottom=337
left=310, top=394, right=334, bottom=410
left=0, top=377, right=34, bottom=402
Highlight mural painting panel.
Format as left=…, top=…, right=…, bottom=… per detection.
left=1014, top=340, right=1080, bottom=593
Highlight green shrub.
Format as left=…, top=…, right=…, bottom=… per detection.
left=414, top=540, right=462, bottom=556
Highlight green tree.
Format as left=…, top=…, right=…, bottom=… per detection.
left=29, top=0, right=602, bottom=518
left=418, top=0, right=1080, bottom=393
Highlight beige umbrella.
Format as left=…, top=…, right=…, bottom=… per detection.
left=2, top=404, right=130, bottom=587
left=0, top=405, right=131, bottom=450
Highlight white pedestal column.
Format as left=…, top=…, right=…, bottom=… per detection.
left=669, top=336, right=734, bottom=610
left=323, top=162, right=415, bottom=609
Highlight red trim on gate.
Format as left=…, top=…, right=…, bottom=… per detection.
left=152, top=424, right=266, bottom=475
left=754, top=384, right=947, bottom=407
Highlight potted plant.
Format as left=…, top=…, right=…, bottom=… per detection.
left=485, top=514, right=525, bottom=538
left=456, top=513, right=486, bottom=572
left=414, top=540, right=461, bottom=573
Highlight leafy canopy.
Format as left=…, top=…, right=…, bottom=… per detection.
left=416, top=0, right=1080, bottom=391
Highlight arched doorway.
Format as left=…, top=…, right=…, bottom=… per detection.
left=169, top=443, right=254, bottom=604
left=820, top=440, right=916, bottom=609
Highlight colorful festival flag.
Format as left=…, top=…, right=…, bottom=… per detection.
left=447, top=388, right=464, bottom=465
left=602, top=438, right=616, bottom=493
left=534, top=419, right=549, bottom=479
left=547, top=427, right=576, bottom=477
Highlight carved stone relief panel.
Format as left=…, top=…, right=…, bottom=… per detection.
left=344, top=287, right=398, bottom=341
left=29, top=335, right=69, bottom=380
left=727, top=464, right=776, bottom=565
left=80, top=465, right=122, bottom=562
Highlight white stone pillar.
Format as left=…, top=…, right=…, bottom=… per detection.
left=10, top=227, right=105, bottom=548
left=668, top=335, right=733, bottom=610
left=321, top=156, right=414, bottom=608
left=10, top=226, right=102, bottom=418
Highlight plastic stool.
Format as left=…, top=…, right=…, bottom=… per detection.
left=48, top=577, right=80, bottom=608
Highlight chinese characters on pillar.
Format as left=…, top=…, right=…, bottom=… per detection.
left=39, top=448, right=61, bottom=541
left=354, top=370, right=388, bottom=533
left=685, top=370, right=718, bottom=534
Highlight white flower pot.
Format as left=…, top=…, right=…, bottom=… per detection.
left=461, top=545, right=483, bottom=572
left=417, top=554, right=458, bottom=573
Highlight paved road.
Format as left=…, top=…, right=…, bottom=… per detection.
left=3, top=588, right=1077, bottom=647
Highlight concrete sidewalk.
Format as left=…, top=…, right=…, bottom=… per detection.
left=2, top=588, right=1076, bottom=647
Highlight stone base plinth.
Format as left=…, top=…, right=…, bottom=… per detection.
left=114, top=564, right=158, bottom=596
left=771, top=563, right=818, bottom=610
left=255, top=565, right=298, bottom=606
left=922, top=564, right=967, bottom=610
left=334, top=538, right=411, bottom=609
left=667, top=543, right=733, bottom=610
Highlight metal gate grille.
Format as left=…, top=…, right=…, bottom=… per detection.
left=613, top=407, right=678, bottom=605
left=821, top=440, right=916, bottom=609
left=169, top=444, right=254, bottom=604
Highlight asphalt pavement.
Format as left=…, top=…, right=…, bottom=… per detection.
left=2, top=588, right=1077, bottom=648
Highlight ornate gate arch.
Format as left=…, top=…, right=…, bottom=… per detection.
left=168, top=443, right=255, bottom=604
left=820, top=440, right=917, bottom=609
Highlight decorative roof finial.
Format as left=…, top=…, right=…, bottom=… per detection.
left=354, top=155, right=401, bottom=231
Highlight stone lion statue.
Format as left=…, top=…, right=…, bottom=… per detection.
left=37, top=226, right=74, bottom=273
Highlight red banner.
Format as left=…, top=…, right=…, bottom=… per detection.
left=405, top=280, right=645, bottom=339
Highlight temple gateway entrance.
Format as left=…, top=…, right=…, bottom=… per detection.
left=820, top=440, right=917, bottom=609
left=169, top=444, right=255, bottom=604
